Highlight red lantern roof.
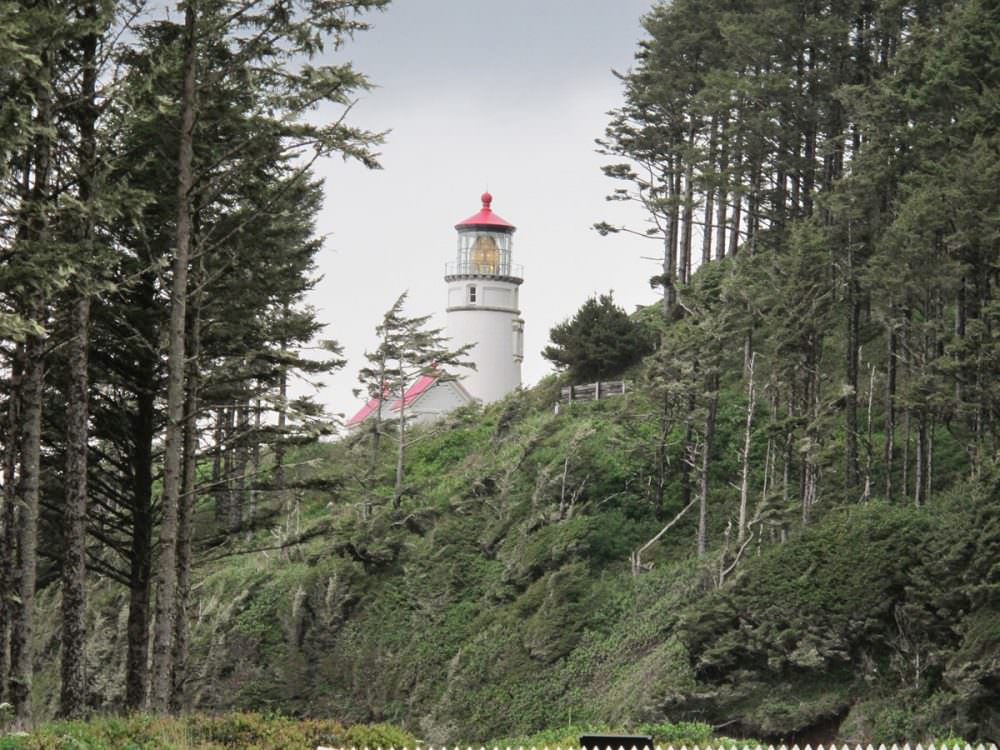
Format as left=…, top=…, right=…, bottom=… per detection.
left=455, top=192, right=516, bottom=231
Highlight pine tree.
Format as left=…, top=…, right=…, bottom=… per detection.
left=59, top=0, right=113, bottom=718
left=358, top=293, right=473, bottom=509
left=543, top=293, right=654, bottom=382
left=356, top=294, right=409, bottom=513
left=144, top=0, right=388, bottom=711
left=7, top=5, right=60, bottom=722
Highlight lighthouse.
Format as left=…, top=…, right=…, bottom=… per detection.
left=445, top=192, right=524, bottom=404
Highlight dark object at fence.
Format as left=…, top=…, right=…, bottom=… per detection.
left=579, top=735, right=654, bottom=750
left=560, top=380, right=629, bottom=402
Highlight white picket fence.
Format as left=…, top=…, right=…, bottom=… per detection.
left=316, top=744, right=998, bottom=750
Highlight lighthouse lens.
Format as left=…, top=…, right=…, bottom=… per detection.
left=471, top=234, right=500, bottom=274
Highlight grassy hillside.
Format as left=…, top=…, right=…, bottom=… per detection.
left=23, top=373, right=1000, bottom=745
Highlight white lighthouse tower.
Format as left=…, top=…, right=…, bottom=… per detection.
left=445, top=192, right=524, bottom=404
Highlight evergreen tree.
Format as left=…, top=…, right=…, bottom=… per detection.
left=357, top=292, right=473, bottom=508
left=0, top=0, right=386, bottom=718
left=543, top=293, right=654, bottom=381
left=355, top=294, right=409, bottom=513
left=145, top=0, right=387, bottom=711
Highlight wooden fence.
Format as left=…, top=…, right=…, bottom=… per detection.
left=560, top=380, right=630, bottom=403
left=317, top=744, right=998, bottom=750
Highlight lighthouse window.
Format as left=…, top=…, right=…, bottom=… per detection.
left=457, top=230, right=512, bottom=276
left=471, top=235, right=500, bottom=274
left=467, top=285, right=477, bottom=304
left=512, top=318, right=525, bottom=362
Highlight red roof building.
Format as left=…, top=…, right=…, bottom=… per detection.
left=347, top=371, right=473, bottom=430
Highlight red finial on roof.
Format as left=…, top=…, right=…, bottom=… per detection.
left=456, top=191, right=515, bottom=231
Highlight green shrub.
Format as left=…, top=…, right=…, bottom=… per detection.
left=488, top=723, right=613, bottom=749
left=543, top=293, right=655, bottom=381
left=637, top=721, right=715, bottom=745
left=345, top=722, right=419, bottom=748
left=488, top=721, right=755, bottom=749
left=0, top=714, right=418, bottom=750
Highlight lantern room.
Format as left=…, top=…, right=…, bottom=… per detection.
left=448, top=192, right=521, bottom=279
left=444, top=192, right=525, bottom=404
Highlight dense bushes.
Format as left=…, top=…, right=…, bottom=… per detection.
left=0, top=713, right=417, bottom=750
left=489, top=719, right=757, bottom=748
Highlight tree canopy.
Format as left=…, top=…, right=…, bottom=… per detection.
left=0, top=0, right=387, bottom=722
left=543, top=293, right=655, bottom=381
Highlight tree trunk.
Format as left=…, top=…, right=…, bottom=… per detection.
left=973, top=362, right=983, bottom=480
left=0, top=348, right=22, bottom=703
left=653, top=398, right=670, bottom=520
left=171, top=379, right=198, bottom=712
left=150, top=0, right=197, bottom=711
left=697, top=378, right=718, bottom=557
left=790, top=128, right=801, bottom=217
left=224, top=407, right=238, bottom=532
left=59, top=6, right=99, bottom=715
left=803, top=47, right=817, bottom=216
left=663, top=161, right=679, bottom=315
left=802, top=462, right=819, bottom=526
left=743, top=327, right=754, bottom=379
left=250, top=397, right=261, bottom=527
left=0, top=502, right=11, bottom=705
left=927, top=418, right=935, bottom=504
left=760, top=384, right=776, bottom=514
left=171, top=252, right=204, bottom=711
left=365, top=358, right=386, bottom=517
left=680, top=125, right=695, bottom=282
left=59, top=292, right=91, bottom=719
left=914, top=414, right=927, bottom=507
left=738, top=353, right=756, bottom=543
left=11, top=39, right=54, bottom=726
left=727, top=125, right=744, bottom=257
left=861, top=364, right=876, bottom=502
left=10, top=333, right=43, bottom=727
left=884, top=322, right=897, bottom=499
left=746, top=161, right=761, bottom=254
left=702, top=117, right=716, bottom=267
left=393, top=383, right=407, bottom=509
left=728, top=191, right=742, bottom=256
left=662, top=231, right=676, bottom=316
left=275, top=367, right=287, bottom=491
left=715, top=113, right=729, bottom=260
left=671, top=160, right=681, bottom=283
left=845, top=238, right=861, bottom=493
left=233, top=399, right=249, bottom=532
left=774, top=156, right=787, bottom=232
left=902, top=406, right=910, bottom=501
left=680, top=392, right=695, bottom=510
left=212, top=409, right=225, bottom=522
left=782, top=397, right=793, bottom=520
left=125, top=549, right=152, bottom=710
left=802, top=351, right=821, bottom=526
left=125, top=284, right=158, bottom=711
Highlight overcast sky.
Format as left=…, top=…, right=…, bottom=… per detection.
left=307, top=0, right=658, bottom=419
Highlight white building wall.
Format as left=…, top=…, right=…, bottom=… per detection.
left=406, top=381, right=471, bottom=426
left=446, top=277, right=522, bottom=404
